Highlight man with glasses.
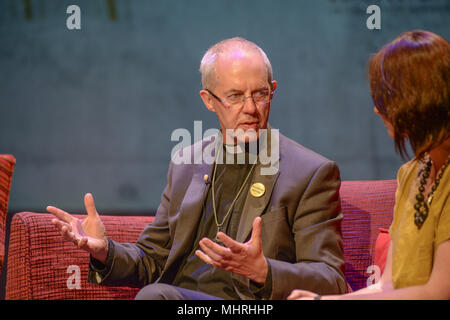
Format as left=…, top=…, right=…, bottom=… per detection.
left=48, top=37, right=347, bottom=300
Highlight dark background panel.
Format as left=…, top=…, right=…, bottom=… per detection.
left=1, top=0, right=449, bottom=214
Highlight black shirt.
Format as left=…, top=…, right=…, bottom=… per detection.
left=172, top=147, right=255, bottom=299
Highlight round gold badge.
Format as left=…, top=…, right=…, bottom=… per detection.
left=250, top=183, right=266, bottom=198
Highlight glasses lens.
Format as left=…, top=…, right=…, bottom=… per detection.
left=222, top=90, right=272, bottom=107
left=253, top=90, right=270, bottom=103
left=226, top=94, right=244, bottom=105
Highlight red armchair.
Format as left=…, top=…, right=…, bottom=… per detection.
left=5, top=180, right=396, bottom=299
left=0, top=154, right=16, bottom=273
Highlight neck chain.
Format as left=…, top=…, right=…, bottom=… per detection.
left=211, top=147, right=257, bottom=242
left=414, top=155, right=450, bottom=229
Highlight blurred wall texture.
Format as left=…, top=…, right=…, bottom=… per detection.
left=1, top=0, right=449, bottom=214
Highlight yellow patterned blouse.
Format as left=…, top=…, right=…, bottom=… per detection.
left=389, top=157, right=450, bottom=289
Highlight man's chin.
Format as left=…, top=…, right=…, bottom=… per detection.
left=239, top=123, right=259, bottom=131
left=225, top=127, right=259, bottom=144
left=237, top=136, right=257, bottom=144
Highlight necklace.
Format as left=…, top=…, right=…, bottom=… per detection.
left=414, top=155, right=450, bottom=229
left=211, top=147, right=257, bottom=242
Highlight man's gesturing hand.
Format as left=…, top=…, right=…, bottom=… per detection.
left=47, top=193, right=108, bottom=264
left=195, top=217, right=268, bottom=284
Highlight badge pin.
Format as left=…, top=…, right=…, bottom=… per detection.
left=250, top=182, right=266, bottom=198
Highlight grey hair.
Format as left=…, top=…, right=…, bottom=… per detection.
left=199, top=37, right=273, bottom=89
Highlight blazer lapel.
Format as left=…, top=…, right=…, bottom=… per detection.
left=171, top=164, right=211, bottom=250
left=160, top=166, right=211, bottom=282
left=236, top=126, right=280, bottom=243
left=161, top=136, right=219, bottom=277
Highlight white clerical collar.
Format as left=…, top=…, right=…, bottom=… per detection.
left=224, top=143, right=245, bottom=155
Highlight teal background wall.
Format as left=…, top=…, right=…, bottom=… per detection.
left=1, top=0, right=449, bottom=214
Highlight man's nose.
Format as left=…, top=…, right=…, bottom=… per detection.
left=241, top=95, right=258, bottom=114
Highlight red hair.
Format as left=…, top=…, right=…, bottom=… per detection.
left=369, top=30, right=450, bottom=159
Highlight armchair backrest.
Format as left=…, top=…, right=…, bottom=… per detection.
left=340, top=180, right=397, bottom=291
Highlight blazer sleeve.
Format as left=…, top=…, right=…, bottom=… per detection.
left=268, top=160, right=347, bottom=299
left=88, top=163, right=174, bottom=287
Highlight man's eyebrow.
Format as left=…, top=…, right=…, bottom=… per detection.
left=223, top=86, right=269, bottom=95
left=223, top=89, right=243, bottom=95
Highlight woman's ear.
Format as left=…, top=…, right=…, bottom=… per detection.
left=374, top=107, right=396, bottom=139
left=199, top=90, right=216, bottom=112
left=373, top=106, right=381, bottom=115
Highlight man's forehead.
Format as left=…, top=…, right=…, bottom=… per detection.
left=219, top=47, right=259, bottom=61
left=216, top=49, right=265, bottom=71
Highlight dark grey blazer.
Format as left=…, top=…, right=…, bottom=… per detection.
left=89, top=128, right=347, bottom=299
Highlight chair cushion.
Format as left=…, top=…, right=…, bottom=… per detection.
left=374, top=228, right=390, bottom=274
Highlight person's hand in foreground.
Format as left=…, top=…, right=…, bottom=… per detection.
left=195, top=217, right=268, bottom=284
left=47, top=193, right=108, bottom=263
left=287, top=289, right=320, bottom=300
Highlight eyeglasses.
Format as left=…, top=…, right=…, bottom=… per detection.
left=206, top=87, right=274, bottom=108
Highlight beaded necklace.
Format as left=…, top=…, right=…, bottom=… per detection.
left=414, top=155, right=450, bottom=229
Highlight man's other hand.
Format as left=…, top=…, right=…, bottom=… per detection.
left=47, top=193, right=108, bottom=263
left=196, top=217, right=268, bottom=284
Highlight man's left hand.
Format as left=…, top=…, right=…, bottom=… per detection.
left=195, top=217, right=268, bottom=284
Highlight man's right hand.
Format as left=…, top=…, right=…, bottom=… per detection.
left=47, top=193, right=108, bottom=264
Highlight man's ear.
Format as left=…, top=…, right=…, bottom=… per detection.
left=271, top=80, right=277, bottom=91
left=200, top=90, right=216, bottom=112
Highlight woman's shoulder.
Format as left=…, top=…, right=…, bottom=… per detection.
left=397, top=158, right=419, bottom=184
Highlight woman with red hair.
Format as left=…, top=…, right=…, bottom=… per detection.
left=289, top=30, right=450, bottom=300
